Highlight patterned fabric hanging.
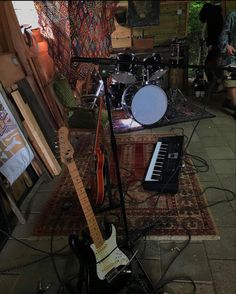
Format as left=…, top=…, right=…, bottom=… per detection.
left=34, top=1, right=117, bottom=89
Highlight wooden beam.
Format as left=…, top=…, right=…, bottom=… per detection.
left=11, top=90, right=62, bottom=177
left=0, top=178, right=26, bottom=225
left=1, top=1, right=32, bottom=75
left=0, top=53, right=25, bottom=88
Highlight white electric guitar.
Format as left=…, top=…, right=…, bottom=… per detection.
left=58, top=126, right=131, bottom=293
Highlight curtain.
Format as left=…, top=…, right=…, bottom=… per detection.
left=34, top=1, right=117, bottom=89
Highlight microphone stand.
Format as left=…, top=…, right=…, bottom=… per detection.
left=100, top=68, right=130, bottom=243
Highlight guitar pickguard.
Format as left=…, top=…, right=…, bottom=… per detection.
left=90, top=224, right=130, bottom=281
left=69, top=225, right=131, bottom=294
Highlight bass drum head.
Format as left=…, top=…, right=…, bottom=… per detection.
left=131, top=85, right=168, bottom=126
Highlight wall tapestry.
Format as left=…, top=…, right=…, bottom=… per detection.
left=34, top=1, right=117, bottom=89
left=0, top=85, right=34, bottom=184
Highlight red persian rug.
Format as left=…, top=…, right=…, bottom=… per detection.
left=34, top=132, right=218, bottom=241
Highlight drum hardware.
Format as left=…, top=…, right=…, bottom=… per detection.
left=112, top=52, right=138, bottom=84
left=109, top=81, right=126, bottom=109
left=169, top=39, right=187, bottom=104
left=143, top=53, right=163, bottom=83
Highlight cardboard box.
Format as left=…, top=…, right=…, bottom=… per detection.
left=133, top=38, right=154, bottom=50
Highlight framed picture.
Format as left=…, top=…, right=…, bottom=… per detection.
left=128, top=0, right=160, bottom=27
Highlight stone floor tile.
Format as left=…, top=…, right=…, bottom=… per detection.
left=216, top=129, right=236, bottom=141
left=205, top=146, right=235, bottom=160
left=204, top=227, right=236, bottom=260
left=217, top=174, right=236, bottom=211
left=163, top=282, right=215, bottom=294
left=37, top=175, right=61, bottom=192
left=160, top=242, right=212, bottom=283
left=210, top=202, right=235, bottom=227
left=187, top=141, right=205, bottom=154
left=211, top=159, right=236, bottom=175
left=12, top=253, right=79, bottom=294
left=0, top=276, right=19, bottom=294
left=217, top=174, right=236, bottom=190
left=196, top=126, right=222, bottom=138
left=28, top=238, right=69, bottom=253
left=227, top=139, right=236, bottom=154
left=135, top=239, right=160, bottom=260
left=12, top=214, right=40, bottom=240
left=20, top=191, right=51, bottom=214
left=0, top=239, right=33, bottom=268
left=211, top=116, right=235, bottom=126
left=135, top=259, right=161, bottom=285
left=201, top=136, right=229, bottom=148
left=210, top=260, right=236, bottom=294
left=197, top=166, right=219, bottom=182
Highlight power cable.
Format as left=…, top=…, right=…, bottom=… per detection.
left=152, top=226, right=193, bottom=294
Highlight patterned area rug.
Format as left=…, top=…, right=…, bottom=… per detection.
left=112, top=101, right=215, bottom=133
left=34, top=132, right=218, bottom=241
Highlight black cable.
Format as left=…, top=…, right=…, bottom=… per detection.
left=50, top=201, right=74, bottom=293
left=130, top=183, right=236, bottom=246
left=181, top=186, right=236, bottom=209
left=0, top=244, right=69, bottom=275
left=152, top=226, right=192, bottom=294
left=0, top=228, right=69, bottom=257
left=155, top=276, right=196, bottom=294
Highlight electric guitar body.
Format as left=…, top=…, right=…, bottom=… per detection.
left=69, top=224, right=131, bottom=294
left=94, top=146, right=105, bottom=206
left=58, top=126, right=131, bottom=294
left=94, top=98, right=107, bottom=207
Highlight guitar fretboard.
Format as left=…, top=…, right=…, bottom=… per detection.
left=68, top=161, right=104, bottom=248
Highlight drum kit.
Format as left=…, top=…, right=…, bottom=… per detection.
left=109, top=52, right=168, bottom=126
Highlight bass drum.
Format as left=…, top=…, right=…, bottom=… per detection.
left=121, top=84, right=168, bottom=126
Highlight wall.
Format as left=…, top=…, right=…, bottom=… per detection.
left=112, top=0, right=189, bottom=49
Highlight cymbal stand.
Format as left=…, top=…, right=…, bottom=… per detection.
left=169, top=42, right=187, bottom=108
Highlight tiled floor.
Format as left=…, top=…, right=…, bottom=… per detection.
left=0, top=91, right=235, bottom=293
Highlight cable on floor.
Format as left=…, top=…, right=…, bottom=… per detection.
left=151, top=226, right=193, bottom=294
left=180, top=186, right=236, bottom=209
left=0, top=228, right=69, bottom=257
left=184, top=78, right=217, bottom=152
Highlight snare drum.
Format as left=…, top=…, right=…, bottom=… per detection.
left=112, top=53, right=138, bottom=84
left=121, top=84, right=168, bottom=126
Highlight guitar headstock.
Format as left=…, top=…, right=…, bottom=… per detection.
left=58, top=126, right=74, bottom=165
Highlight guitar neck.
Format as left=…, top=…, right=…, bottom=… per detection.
left=67, top=161, right=104, bottom=248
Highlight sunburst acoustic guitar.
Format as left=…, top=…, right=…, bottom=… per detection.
left=58, top=126, right=131, bottom=293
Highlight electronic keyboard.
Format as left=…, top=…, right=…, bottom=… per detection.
left=143, top=136, right=184, bottom=193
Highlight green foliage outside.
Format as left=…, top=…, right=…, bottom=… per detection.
left=188, top=1, right=206, bottom=77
